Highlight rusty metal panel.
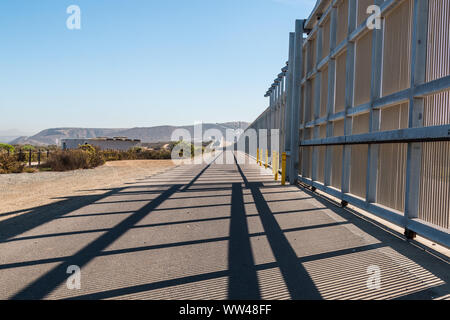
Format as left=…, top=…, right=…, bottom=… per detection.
left=382, top=0, right=413, bottom=97
left=354, top=31, right=373, bottom=107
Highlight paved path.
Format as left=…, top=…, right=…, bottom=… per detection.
left=0, top=151, right=448, bottom=300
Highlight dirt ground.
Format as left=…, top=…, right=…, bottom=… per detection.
left=0, top=160, right=178, bottom=220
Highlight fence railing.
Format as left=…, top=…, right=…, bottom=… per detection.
left=0, top=149, right=53, bottom=166
left=240, top=0, right=450, bottom=248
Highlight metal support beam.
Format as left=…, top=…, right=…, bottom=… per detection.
left=404, top=0, right=429, bottom=239
left=289, top=20, right=305, bottom=184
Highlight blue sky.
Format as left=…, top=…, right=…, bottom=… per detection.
left=0, top=0, right=316, bottom=134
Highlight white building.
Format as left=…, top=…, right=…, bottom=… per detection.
left=61, top=137, right=141, bottom=151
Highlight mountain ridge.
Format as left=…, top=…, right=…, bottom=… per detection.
left=10, top=122, right=250, bottom=146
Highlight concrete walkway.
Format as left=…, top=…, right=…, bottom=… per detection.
left=0, top=151, right=448, bottom=300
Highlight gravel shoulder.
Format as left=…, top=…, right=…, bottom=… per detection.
left=0, top=160, right=177, bottom=220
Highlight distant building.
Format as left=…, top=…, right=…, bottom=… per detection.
left=61, top=137, right=141, bottom=151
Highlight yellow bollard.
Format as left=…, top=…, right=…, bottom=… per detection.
left=259, top=150, right=263, bottom=166
left=281, top=152, right=286, bottom=185
left=274, top=151, right=279, bottom=181
left=272, top=151, right=275, bottom=174
left=256, top=148, right=259, bottom=164
left=265, top=150, right=268, bottom=169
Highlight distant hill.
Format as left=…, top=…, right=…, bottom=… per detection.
left=10, top=122, right=250, bottom=146
left=0, top=129, right=33, bottom=144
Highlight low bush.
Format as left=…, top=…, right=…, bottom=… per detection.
left=0, top=143, right=15, bottom=153
left=44, top=145, right=105, bottom=171
left=0, top=154, right=25, bottom=173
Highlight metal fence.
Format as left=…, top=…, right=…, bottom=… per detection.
left=241, top=0, right=450, bottom=248
left=0, top=148, right=52, bottom=166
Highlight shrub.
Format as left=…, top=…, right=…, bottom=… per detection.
left=21, top=145, right=36, bottom=151
left=0, top=154, right=25, bottom=173
left=0, top=143, right=14, bottom=153
left=44, top=144, right=105, bottom=171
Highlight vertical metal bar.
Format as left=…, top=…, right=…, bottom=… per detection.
left=324, top=5, right=338, bottom=187
left=405, top=0, right=429, bottom=238
left=284, top=33, right=295, bottom=181
left=289, top=19, right=305, bottom=184
left=366, top=0, right=384, bottom=203
left=341, top=0, right=357, bottom=195
left=312, top=28, right=323, bottom=182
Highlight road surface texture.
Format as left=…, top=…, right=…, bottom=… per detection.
left=0, top=151, right=448, bottom=300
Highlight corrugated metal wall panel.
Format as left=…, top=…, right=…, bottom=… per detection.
left=317, top=146, right=326, bottom=183
left=377, top=143, right=407, bottom=212
left=350, top=145, right=368, bottom=198
left=377, top=104, right=409, bottom=212
left=302, top=146, right=313, bottom=178
left=335, top=51, right=347, bottom=112
left=417, top=0, right=450, bottom=230
left=319, top=124, right=327, bottom=139
left=303, top=47, right=307, bottom=79
left=308, top=37, right=317, bottom=74
left=418, top=141, right=450, bottom=229
left=334, top=119, right=345, bottom=136
left=354, top=31, right=373, bottom=106
left=426, top=0, right=450, bottom=81
left=322, top=18, right=331, bottom=59
left=320, top=65, right=329, bottom=117
left=337, top=0, right=349, bottom=45
left=331, top=146, right=343, bottom=189
left=349, top=113, right=370, bottom=199
left=353, top=112, right=370, bottom=134
left=382, top=0, right=412, bottom=97
left=301, top=85, right=306, bottom=124
left=424, top=0, right=450, bottom=127
left=380, top=103, right=409, bottom=131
